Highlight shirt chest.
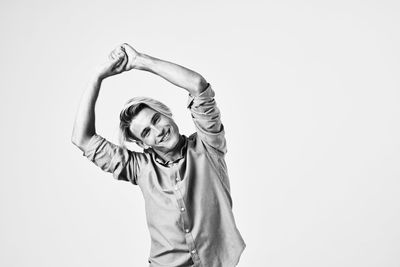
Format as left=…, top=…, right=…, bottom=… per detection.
left=138, top=149, right=223, bottom=202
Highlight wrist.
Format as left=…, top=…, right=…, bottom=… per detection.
left=134, top=53, right=153, bottom=71
left=89, top=72, right=104, bottom=84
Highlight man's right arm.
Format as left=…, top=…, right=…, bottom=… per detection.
left=71, top=48, right=127, bottom=151
left=71, top=75, right=102, bottom=151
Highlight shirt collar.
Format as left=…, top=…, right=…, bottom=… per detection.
left=146, top=135, right=187, bottom=167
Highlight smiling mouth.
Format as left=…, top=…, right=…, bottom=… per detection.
left=160, top=128, right=170, bottom=143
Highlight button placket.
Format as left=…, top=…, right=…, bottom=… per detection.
left=176, top=196, right=190, bottom=232
left=185, top=233, right=200, bottom=264
left=169, top=164, right=189, bottom=233
left=169, top=160, right=199, bottom=263
left=171, top=164, right=180, bottom=191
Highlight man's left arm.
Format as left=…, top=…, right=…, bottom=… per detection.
left=121, top=43, right=225, bottom=153
left=121, top=43, right=208, bottom=96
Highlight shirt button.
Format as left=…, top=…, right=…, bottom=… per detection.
left=191, top=249, right=196, bottom=254
left=180, top=207, right=185, bottom=212
left=185, top=229, right=190, bottom=233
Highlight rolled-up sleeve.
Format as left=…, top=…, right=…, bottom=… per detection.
left=187, top=84, right=227, bottom=154
left=82, top=134, right=138, bottom=184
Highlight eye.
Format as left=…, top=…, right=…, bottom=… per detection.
left=142, top=128, right=150, bottom=138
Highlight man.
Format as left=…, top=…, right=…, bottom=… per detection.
left=72, top=43, right=245, bottom=267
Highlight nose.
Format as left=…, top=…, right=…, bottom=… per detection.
left=151, top=125, right=163, bottom=137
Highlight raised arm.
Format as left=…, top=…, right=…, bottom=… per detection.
left=71, top=47, right=128, bottom=151
left=121, top=44, right=225, bottom=153
left=122, top=44, right=208, bottom=96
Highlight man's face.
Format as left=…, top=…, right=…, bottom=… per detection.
left=129, top=107, right=180, bottom=152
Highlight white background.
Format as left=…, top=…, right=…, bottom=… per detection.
left=1, top=1, right=399, bottom=266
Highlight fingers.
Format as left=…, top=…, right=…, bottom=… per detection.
left=103, top=44, right=130, bottom=77
left=113, top=51, right=128, bottom=74
left=109, top=45, right=125, bottom=60
left=108, top=52, right=122, bottom=69
left=121, top=43, right=130, bottom=51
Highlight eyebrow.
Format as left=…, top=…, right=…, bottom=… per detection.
left=150, top=113, right=160, bottom=125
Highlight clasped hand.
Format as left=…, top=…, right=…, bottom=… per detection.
left=96, top=43, right=139, bottom=79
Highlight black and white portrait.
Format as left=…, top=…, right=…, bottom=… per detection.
left=1, top=1, right=399, bottom=266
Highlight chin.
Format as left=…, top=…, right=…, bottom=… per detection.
left=155, top=135, right=176, bottom=152
left=168, top=133, right=180, bottom=148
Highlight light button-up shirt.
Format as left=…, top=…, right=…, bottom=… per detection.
left=83, top=85, right=245, bottom=267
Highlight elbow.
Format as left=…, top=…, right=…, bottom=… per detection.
left=192, top=76, right=208, bottom=96
left=71, top=135, right=83, bottom=150
left=71, top=132, right=91, bottom=151
left=71, top=135, right=80, bottom=147
left=71, top=129, right=78, bottom=146
left=71, top=128, right=80, bottom=147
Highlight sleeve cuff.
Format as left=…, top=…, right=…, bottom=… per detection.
left=82, top=134, right=105, bottom=160
left=187, top=83, right=214, bottom=109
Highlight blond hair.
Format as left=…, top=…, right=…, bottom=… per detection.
left=119, top=97, right=172, bottom=147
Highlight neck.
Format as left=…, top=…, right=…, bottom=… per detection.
left=153, top=135, right=185, bottom=163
